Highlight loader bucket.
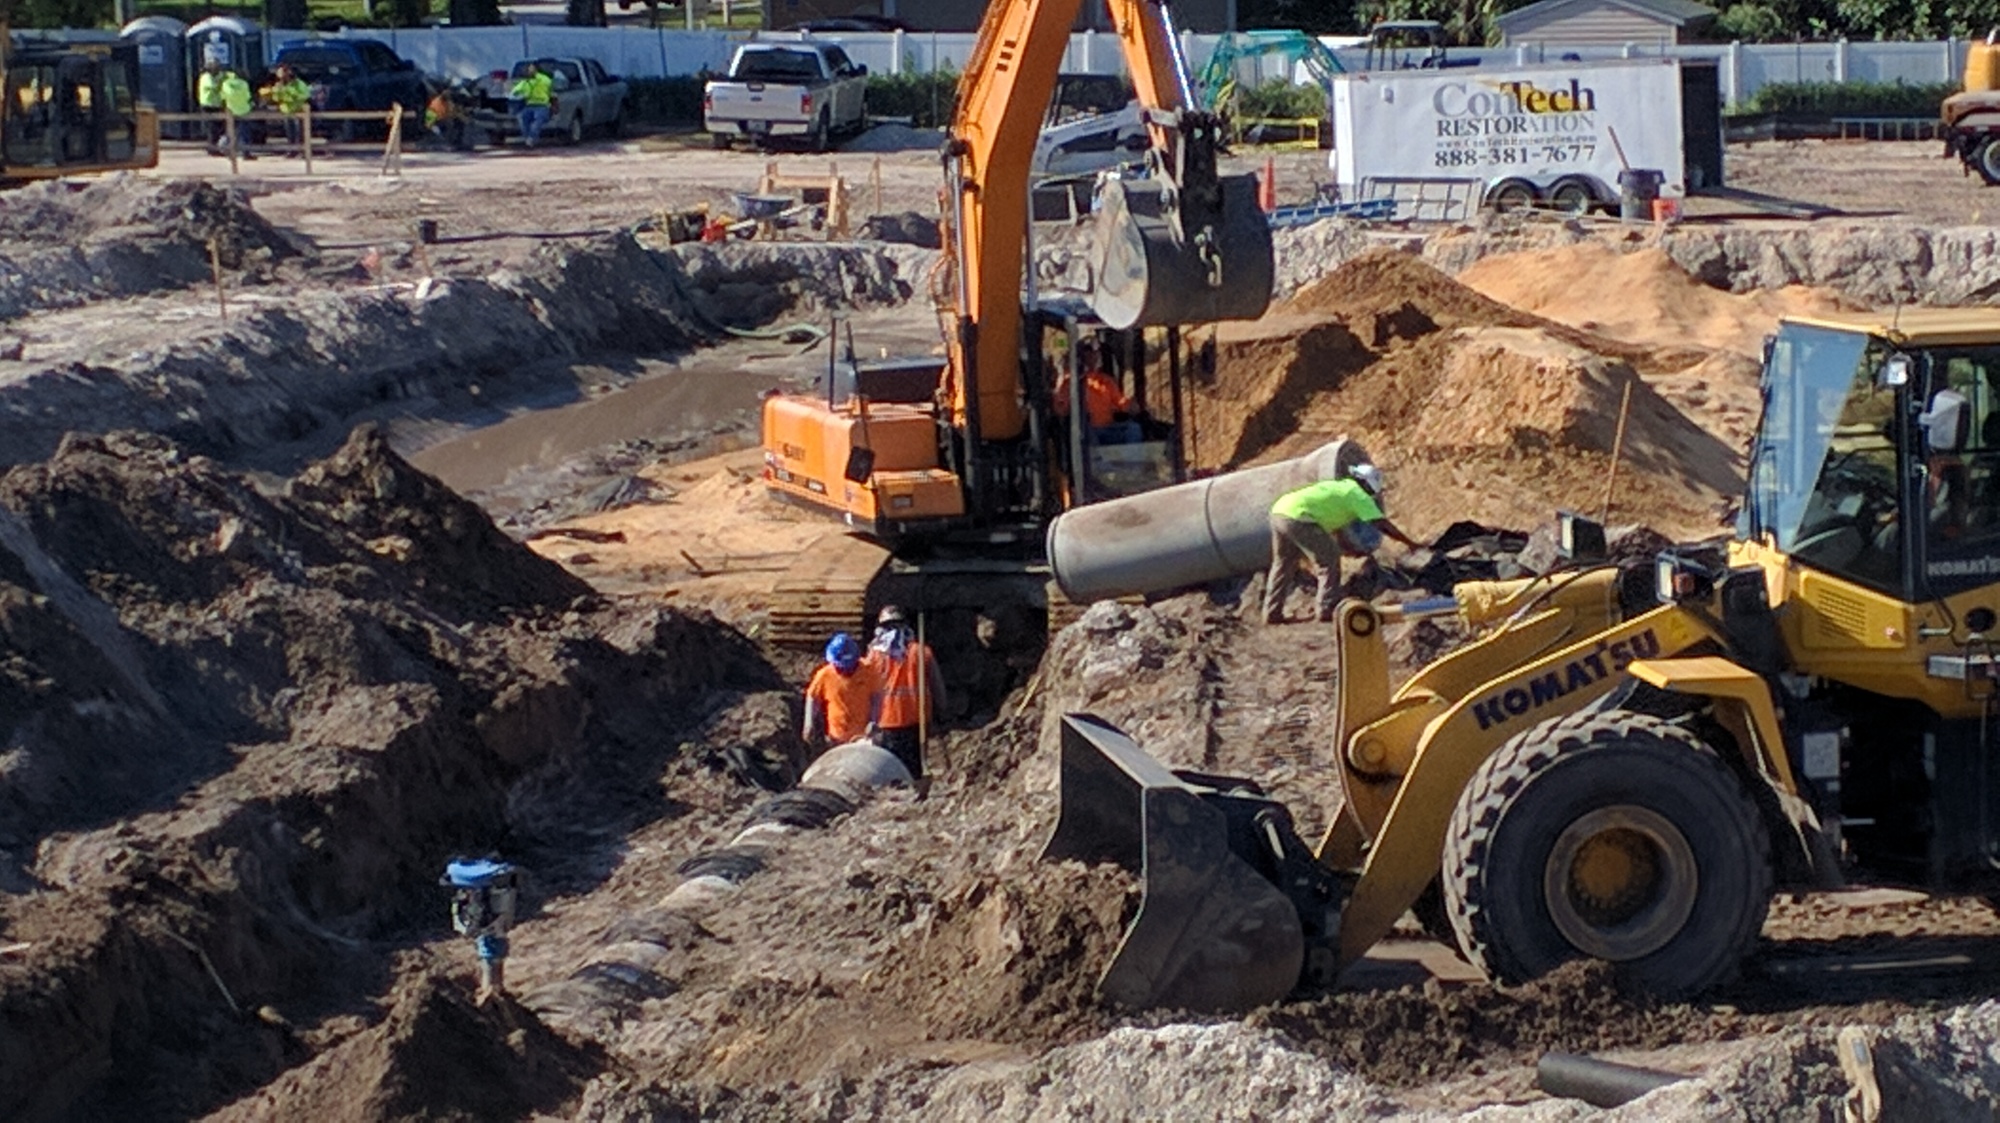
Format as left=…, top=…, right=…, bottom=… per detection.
left=1088, top=172, right=1274, bottom=330
left=1042, top=714, right=1305, bottom=1013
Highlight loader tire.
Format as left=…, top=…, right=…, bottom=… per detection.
left=1977, top=137, right=2000, bottom=186
left=1441, top=711, right=1771, bottom=999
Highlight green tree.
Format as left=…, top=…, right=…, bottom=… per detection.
left=0, top=0, right=110, bottom=28
left=1713, top=2, right=1787, bottom=39
left=1239, top=0, right=1356, bottom=34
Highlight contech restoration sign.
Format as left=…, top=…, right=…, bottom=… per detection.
left=1329, top=58, right=1685, bottom=203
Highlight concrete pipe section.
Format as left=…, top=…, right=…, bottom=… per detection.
left=1047, top=438, right=1372, bottom=603
left=534, top=740, right=914, bottom=1016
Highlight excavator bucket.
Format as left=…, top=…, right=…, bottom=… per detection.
left=1042, top=714, right=1305, bottom=1013
left=1088, top=171, right=1274, bottom=330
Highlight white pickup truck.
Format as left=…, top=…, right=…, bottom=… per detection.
left=704, top=40, right=869, bottom=152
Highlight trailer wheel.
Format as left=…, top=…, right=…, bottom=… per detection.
left=710, top=132, right=733, bottom=150
left=1487, top=179, right=1538, bottom=212
left=1441, top=710, right=1771, bottom=998
left=1548, top=177, right=1595, bottom=215
left=1976, top=137, right=2000, bottom=185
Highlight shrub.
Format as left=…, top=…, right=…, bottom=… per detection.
left=864, top=67, right=960, bottom=128
left=1227, top=77, right=1327, bottom=121
left=625, top=76, right=706, bottom=124
left=1739, top=79, right=1957, bottom=118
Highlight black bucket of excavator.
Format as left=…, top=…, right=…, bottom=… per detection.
left=1042, top=713, right=1335, bottom=1014
left=1088, top=171, right=1274, bottom=330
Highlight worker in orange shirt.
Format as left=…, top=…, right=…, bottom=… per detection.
left=864, top=605, right=945, bottom=780
left=803, top=632, right=880, bottom=750
left=1053, top=338, right=1142, bottom=446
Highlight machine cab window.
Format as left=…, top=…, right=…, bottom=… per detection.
left=1916, top=345, right=2000, bottom=595
left=1746, top=323, right=1907, bottom=596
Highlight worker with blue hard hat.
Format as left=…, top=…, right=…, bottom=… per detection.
left=803, top=631, right=881, bottom=749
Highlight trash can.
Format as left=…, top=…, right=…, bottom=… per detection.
left=1618, top=168, right=1664, bottom=223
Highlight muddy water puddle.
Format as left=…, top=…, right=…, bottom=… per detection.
left=399, top=310, right=942, bottom=526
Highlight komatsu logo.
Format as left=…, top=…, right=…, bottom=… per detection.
left=1470, top=629, right=1661, bottom=732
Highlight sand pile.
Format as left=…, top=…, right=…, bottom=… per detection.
left=1196, top=250, right=1744, bottom=540
left=1458, top=242, right=1850, bottom=360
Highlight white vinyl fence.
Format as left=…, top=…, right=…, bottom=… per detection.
left=64, top=21, right=1968, bottom=107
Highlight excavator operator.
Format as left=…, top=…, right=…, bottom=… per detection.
left=1053, top=338, right=1142, bottom=446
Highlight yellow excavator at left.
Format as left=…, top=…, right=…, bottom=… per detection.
left=1, top=25, right=160, bottom=184
left=757, top=0, right=1273, bottom=644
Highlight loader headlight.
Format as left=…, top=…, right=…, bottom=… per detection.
left=1558, top=510, right=1607, bottom=564
left=1654, top=550, right=1718, bottom=604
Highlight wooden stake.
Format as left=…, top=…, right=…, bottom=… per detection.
left=1601, top=379, right=1634, bottom=524
left=381, top=103, right=403, bottom=177
left=224, top=107, right=239, bottom=175
left=301, top=102, right=314, bottom=174
left=209, top=238, right=228, bottom=321
left=411, top=223, right=435, bottom=279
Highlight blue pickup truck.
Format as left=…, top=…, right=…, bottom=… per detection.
left=272, top=38, right=428, bottom=125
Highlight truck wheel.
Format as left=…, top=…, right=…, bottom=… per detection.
left=1487, top=179, right=1538, bottom=213
left=808, top=110, right=830, bottom=153
left=607, top=110, right=626, bottom=139
left=567, top=113, right=586, bottom=145
left=1441, top=710, right=1772, bottom=999
left=1548, top=177, right=1595, bottom=215
left=710, top=132, right=732, bottom=150
left=1976, top=137, right=2000, bottom=185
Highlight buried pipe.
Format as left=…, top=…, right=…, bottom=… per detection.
left=1536, top=1052, right=1686, bottom=1109
left=530, top=740, right=913, bottom=1016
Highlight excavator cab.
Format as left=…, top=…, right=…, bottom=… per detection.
left=1048, top=307, right=2000, bottom=1013
left=2, top=36, right=157, bottom=181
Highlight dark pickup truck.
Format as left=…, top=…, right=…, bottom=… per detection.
left=272, top=38, right=428, bottom=118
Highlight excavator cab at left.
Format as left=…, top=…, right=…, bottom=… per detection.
left=1, top=32, right=159, bottom=183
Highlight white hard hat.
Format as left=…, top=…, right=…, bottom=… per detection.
left=1350, top=463, right=1384, bottom=497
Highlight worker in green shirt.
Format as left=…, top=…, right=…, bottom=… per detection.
left=261, top=63, right=312, bottom=156
left=1263, top=464, right=1418, bottom=625
left=196, top=57, right=227, bottom=153
left=509, top=62, right=554, bottom=147
left=215, top=66, right=255, bottom=159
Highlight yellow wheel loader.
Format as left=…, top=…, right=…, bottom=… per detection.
left=1047, top=308, right=2000, bottom=1011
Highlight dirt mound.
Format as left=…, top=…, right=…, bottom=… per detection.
left=0, top=177, right=303, bottom=320
left=1459, top=242, right=1850, bottom=359
left=875, top=859, right=1137, bottom=1044
left=211, top=979, right=602, bottom=1122
left=1196, top=249, right=1743, bottom=539
left=0, top=427, right=775, bottom=1120
left=1252, top=960, right=1700, bottom=1088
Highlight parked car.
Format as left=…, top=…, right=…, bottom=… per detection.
left=272, top=38, right=427, bottom=134
left=704, top=39, right=868, bottom=153
left=474, top=57, right=629, bottom=145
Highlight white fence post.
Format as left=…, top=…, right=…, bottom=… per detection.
left=1726, top=40, right=1741, bottom=108
left=1834, top=37, right=1847, bottom=82
left=892, top=29, right=904, bottom=76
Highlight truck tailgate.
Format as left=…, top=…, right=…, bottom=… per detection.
left=707, top=82, right=813, bottom=124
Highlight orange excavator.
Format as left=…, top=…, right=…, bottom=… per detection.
left=759, top=0, right=1274, bottom=645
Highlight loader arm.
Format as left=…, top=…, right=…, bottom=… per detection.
left=1325, top=597, right=1726, bottom=966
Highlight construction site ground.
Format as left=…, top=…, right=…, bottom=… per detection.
left=5, top=133, right=2000, bottom=1121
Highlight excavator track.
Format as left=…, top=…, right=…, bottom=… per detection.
left=764, top=532, right=893, bottom=649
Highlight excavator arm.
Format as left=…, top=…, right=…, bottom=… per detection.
left=942, top=0, right=1273, bottom=441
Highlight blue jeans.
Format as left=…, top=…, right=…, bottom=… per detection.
left=1092, top=421, right=1144, bottom=446
left=518, top=104, right=549, bottom=145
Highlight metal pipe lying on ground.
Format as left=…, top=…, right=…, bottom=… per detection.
left=1536, top=1052, right=1685, bottom=1109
